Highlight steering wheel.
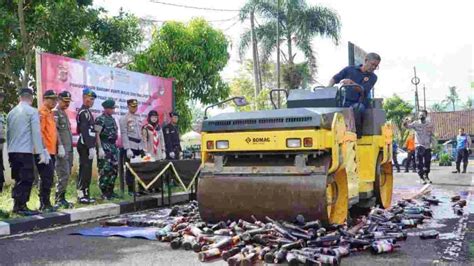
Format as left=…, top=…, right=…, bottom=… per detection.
left=337, top=83, right=365, bottom=107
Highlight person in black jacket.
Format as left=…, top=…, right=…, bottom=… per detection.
left=76, top=88, right=97, bottom=204
left=163, top=112, right=182, bottom=160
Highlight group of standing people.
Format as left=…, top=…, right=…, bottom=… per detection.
left=0, top=87, right=181, bottom=216
left=393, top=110, right=471, bottom=185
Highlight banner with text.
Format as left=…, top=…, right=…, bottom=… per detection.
left=37, top=52, right=174, bottom=144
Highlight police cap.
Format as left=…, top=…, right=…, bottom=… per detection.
left=58, top=91, right=72, bottom=102
left=127, top=99, right=138, bottom=107
left=43, top=90, right=58, bottom=99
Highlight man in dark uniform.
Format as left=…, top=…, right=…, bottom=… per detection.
left=328, top=53, right=381, bottom=138
left=95, top=99, right=119, bottom=199
left=119, top=99, right=145, bottom=195
left=76, top=88, right=97, bottom=204
left=54, top=91, right=74, bottom=208
left=163, top=112, right=182, bottom=160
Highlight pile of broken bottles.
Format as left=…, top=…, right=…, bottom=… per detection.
left=104, top=196, right=451, bottom=265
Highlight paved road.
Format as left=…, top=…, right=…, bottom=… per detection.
left=0, top=164, right=472, bottom=266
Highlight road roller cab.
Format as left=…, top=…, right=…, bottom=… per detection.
left=198, top=86, right=393, bottom=225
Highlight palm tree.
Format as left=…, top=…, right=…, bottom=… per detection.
left=239, top=0, right=341, bottom=88
left=444, top=86, right=460, bottom=111
left=463, top=97, right=473, bottom=110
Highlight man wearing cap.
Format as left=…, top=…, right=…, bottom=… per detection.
left=119, top=98, right=145, bottom=195
left=37, top=90, right=59, bottom=211
left=163, top=112, right=182, bottom=160
left=95, top=99, right=119, bottom=200
left=0, top=92, right=5, bottom=192
left=76, top=88, right=97, bottom=204
left=7, top=88, right=47, bottom=215
left=54, top=91, right=74, bottom=208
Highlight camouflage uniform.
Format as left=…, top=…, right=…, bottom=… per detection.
left=95, top=113, right=119, bottom=197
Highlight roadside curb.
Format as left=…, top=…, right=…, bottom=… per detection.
left=0, top=192, right=190, bottom=236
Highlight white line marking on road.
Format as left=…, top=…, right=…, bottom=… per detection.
left=440, top=170, right=473, bottom=261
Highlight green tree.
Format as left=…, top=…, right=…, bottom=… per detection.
left=463, top=97, right=473, bottom=110
left=444, top=86, right=460, bottom=111
left=383, top=95, right=414, bottom=144
left=430, top=102, right=447, bottom=112
left=229, top=72, right=272, bottom=111
left=231, top=60, right=286, bottom=110
left=131, top=18, right=230, bottom=133
left=239, top=0, right=341, bottom=88
left=0, top=1, right=142, bottom=111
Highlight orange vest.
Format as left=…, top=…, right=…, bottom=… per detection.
left=39, top=105, right=58, bottom=155
left=405, top=136, right=415, bottom=152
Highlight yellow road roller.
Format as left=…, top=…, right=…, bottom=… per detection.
left=197, top=85, right=393, bottom=224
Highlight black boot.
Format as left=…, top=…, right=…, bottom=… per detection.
left=424, top=173, right=432, bottom=184
left=85, top=189, right=96, bottom=203
left=13, top=202, right=40, bottom=216
left=109, top=185, right=120, bottom=199
left=78, top=189, right=95, bottom=204
left=100, top=188, right=112, bottom=200
left=56, top=193, right=73, bottom=208
left=40, top=196, right=57, bottom=213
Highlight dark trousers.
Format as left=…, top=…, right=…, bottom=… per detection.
left=456, top=148, right=469, bottom=172
left=9, top=153, right=35, bottom=208
left=0, top=148, right=4, bottom=192
left=121, top=148, right=142, bottom=192
left=405, top=150, right=416, bottom=171
left=77, top=142, right=92, bottom=194
left=416, top=146, right=431, bottom=178
left=35, top=154, right=56, bottom=206
left=345, top=101, right=366, bottom=138
left=392, top=151, right=400, bottom=171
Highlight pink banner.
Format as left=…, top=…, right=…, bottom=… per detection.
left=37, top=52, right=174, bottom=145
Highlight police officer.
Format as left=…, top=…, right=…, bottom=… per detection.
left=95, top=99, right=119, bottom=199
left=163, top=112, right=182, bottom=160
left=76, top=88, right=97, bottom=204
left=0, top=92, right=5, bottom=192
left=7, top=88, right=46, bottom=215
left=119, top=99, right=144, bottom=195
left=54, top=91, right=74, bottom=208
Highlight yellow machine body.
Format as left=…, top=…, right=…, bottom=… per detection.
left=198, top=111, right=394, bottom=224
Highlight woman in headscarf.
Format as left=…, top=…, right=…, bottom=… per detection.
left=142, top=110, right=166, bottom=160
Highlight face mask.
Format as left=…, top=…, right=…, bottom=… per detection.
left=419, top=114, right=426, bottom=122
